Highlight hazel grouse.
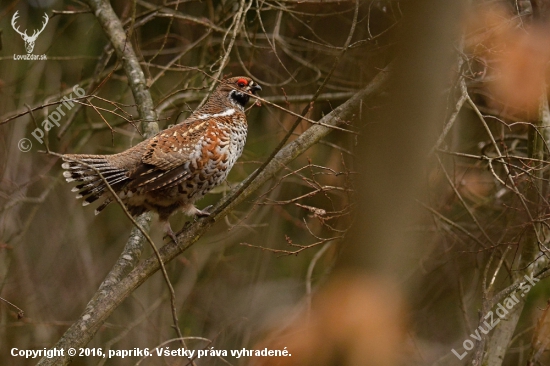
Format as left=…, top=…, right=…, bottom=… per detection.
left=61, top=76, right=261, bottom=241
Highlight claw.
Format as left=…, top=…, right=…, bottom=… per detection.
left=163, top=222, right=178, bottom=243
left=195, top=205, right=213, bottom=218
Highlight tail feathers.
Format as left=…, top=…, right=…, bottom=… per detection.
left=95, top=197, right=113, bottom=215
left=61, top=154, right=129, bottom=209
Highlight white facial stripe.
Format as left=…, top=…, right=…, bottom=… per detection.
left=197, top=108, right=235, bottom=120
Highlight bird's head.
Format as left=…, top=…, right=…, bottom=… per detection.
left=219, top=76, right=262, bottom=109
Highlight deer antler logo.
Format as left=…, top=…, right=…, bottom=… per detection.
left=11, top=11, right=49, bottom=54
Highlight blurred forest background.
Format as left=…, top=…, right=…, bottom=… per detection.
left=3, top=0, right=550, bottom=365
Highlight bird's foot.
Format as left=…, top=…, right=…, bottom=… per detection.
left=195, top=205, right=213, bottom=218
left=163, top=222, right=178, bottom=243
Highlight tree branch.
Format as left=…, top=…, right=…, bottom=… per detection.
left=86, top=0, right=158, bottom=135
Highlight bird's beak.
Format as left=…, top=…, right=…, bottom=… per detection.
left=249, top=83, right=262, bottom=94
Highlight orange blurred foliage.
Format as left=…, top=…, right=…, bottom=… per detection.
left=466, top=4, right=550, bottom=116
left=249, top=274, right=405, bottom=366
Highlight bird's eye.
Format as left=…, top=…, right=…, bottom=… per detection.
left=237, top=78, right=248, bottom=88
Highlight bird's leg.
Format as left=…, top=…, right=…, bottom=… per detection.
left=162, top=221, right=178, bottom=243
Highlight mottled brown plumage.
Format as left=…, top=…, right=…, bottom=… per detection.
left=62, top=77, right=261, bottom=241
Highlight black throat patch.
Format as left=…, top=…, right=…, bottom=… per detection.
left=229, top=90, right=250, bottom=108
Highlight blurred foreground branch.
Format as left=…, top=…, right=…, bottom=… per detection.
left=253, top=0, right=465, bottom=365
